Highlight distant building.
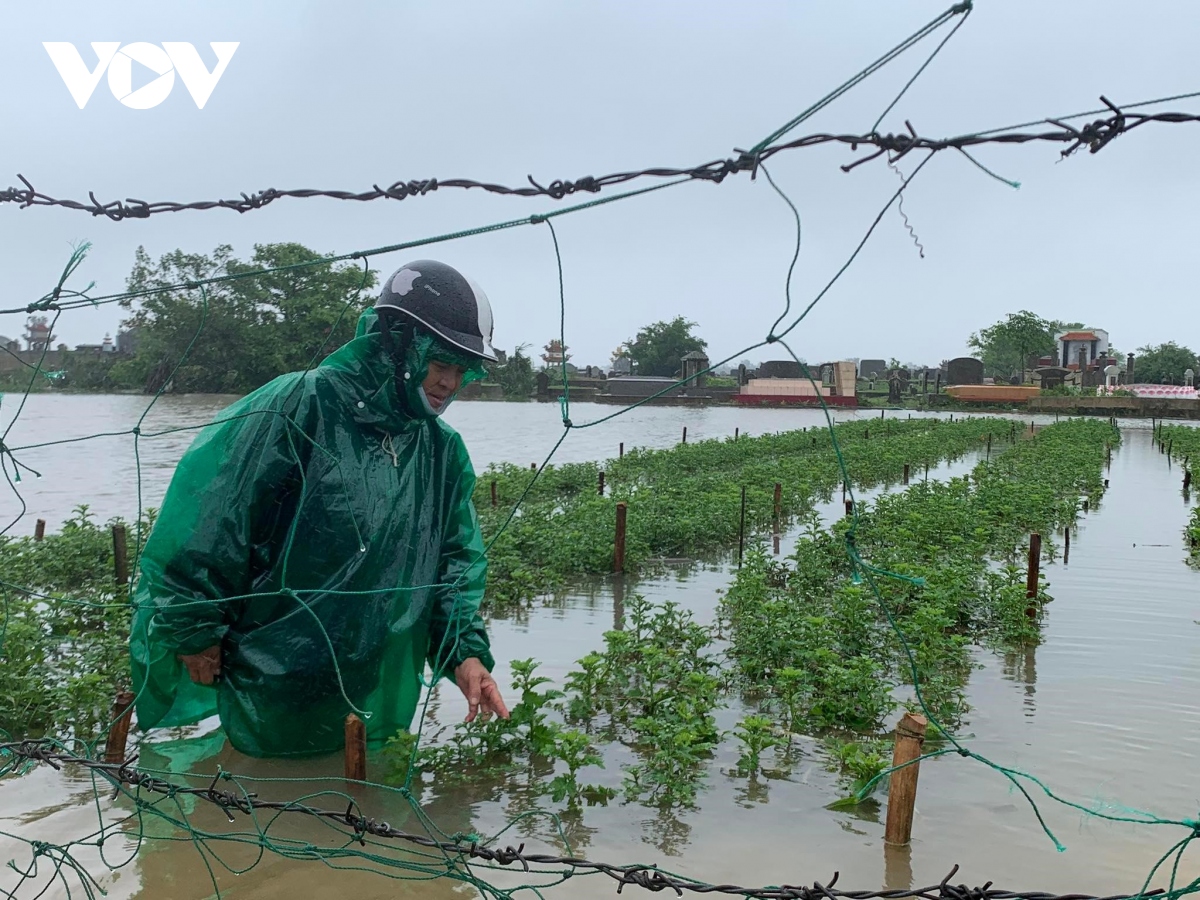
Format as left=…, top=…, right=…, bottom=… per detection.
left=541, top=339, right=570, bottom=368
left=680, top=350, right=710, bottom=387
left=24, top=316, right=53, bottom=352
left=1055, top=328, right=1109, bottom=370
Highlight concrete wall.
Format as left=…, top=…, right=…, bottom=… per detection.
left=1030, top=396, right=1200, bottom=419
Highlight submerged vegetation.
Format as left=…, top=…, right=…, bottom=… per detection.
left=384, top=419, right=1118, bottom=812
left=1159, top=424, right=1200, bottom=560
left=3, top=418, right=1120, bottom=823
left=0, top=507, right=142, bottom=740
left=476, top=416, right=1017, bottom=607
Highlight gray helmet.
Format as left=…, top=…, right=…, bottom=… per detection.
left=374, top=260, right=497, bottom=362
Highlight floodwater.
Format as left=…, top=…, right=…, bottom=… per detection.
left=1, top=392, right=1001, bottom=533
left=3, top=396, right=1200, bottom=899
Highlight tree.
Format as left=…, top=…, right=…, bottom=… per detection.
left=118, top=243, right=377, bottom=393
left=1133, top=342, right=1198, bottom=384
left=625, top=317, right=706, bottom=377
left=488, top=344, right=536, bottom=398
left=967, top=311, right=1062, bottom=381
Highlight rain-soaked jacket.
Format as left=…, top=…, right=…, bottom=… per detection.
left=129, top=310, right=493, bottom=758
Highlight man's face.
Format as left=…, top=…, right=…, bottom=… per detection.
left=422, top=359, right=467, bottom=411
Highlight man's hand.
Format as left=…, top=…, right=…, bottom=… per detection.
left=178, top=645, right=222, bottom=685
left=454, top=657, right=510, bottom=723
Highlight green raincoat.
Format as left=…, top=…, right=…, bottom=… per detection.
left=130, top=310, right=494, bottom=757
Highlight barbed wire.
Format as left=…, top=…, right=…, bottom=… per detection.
left=2, top=100, right=1198, bottom=221
left=0, top=741, right=1190, bottom=900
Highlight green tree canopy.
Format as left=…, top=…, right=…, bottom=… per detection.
left=117, top=243, right=377, bottom=394
left=1133, top=342, right=1199, bottom=384
left=967, top=311, right=1082, bottom=379
left=625, top=317, right=707, bottom=377
left=487, top=343, right=535, bottom=398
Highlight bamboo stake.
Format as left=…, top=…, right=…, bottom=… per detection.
left=1025, top=532, right=1042, bottom=619
left=34, top=519, right=46, bottom=541
left=345, top=714, right=367, bottom=781
left=737, top=487, right=747, bottom=568
left=883, top=712, right=927, bottom=845
left=614, top=502, right=627, bottom=574
left=104, top=691, right=136, bottom=764
left=112, top=525, right=129, bottom=586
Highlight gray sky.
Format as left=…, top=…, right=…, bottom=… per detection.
left=2, top=0, right=1198, bottom=371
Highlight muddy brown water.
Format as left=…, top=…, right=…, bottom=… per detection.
left=2, top=396, right=1199, bottom=899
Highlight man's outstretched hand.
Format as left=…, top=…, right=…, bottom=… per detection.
left=179, top=645, right=222, bottom=685
left=454, top=657, right=510, bottom=723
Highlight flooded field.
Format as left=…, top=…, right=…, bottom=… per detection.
left=3, top=396, right=1200, bottom=899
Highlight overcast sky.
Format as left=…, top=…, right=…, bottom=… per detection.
left=2, top=0, right=1197, bottom=371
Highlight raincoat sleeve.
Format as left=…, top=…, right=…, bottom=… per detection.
left=427, top=433, right=494, bottom=678
left=137, top=391, right=308, bottom=656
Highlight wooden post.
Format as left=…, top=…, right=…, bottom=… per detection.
left=619, top=442, right=624, bottom=459
left=112, top=525, right=129, bottom=586
left=884, top=712, right=928, bottom=845
left=1185, top=469, right=1193, bottom=491
left=903, top=464, right=910, bottom=485
left=531, top=462, right=538, bottom=470
left=1063, top=526, right=1071, bottom=564
left=104, top=691, right=136, bottom=764
left=614, top=502, right=627, bottom=574
left=865, top=428, right=870, bottom=440
left=880, top=408, right=885, bottom=420
left=490, top=481, right=498, bottom=507
left=682, top=426, right=687, bottom=444
left=1083, top=499, right=1090, bottom=511
left=734, top=427, right=739, bottom=441
left=598, top=471, right=606, bottom=496
left=1104, top=478, right=1109, bottom=488
left=737, top=486, right=747, bottom=568
left=773, top=534, right=781, bottom=556
left=845, top=499, right=854, bottom=517
left=34, top=519, right=46, bottom=541
left=986, top=434, right=992, bottom=459
left=1025, top=532, right=1042, bottom=619
left=345, top=714, right=367, bottom=781
left=773, top=482, right=782, bottom=533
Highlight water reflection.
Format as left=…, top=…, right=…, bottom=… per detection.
left=1000, top=645, right=1038, bottom=717
left=883, top=842, right=914, bottom=891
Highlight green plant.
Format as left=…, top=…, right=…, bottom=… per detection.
left=732, top=715, right=785, bottom=776
left=380, top=659, right=611, bottom=808
left=0, top=507, right=149, bottom=741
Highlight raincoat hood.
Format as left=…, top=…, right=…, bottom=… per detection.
left=333, top=308, right=486, bottom=425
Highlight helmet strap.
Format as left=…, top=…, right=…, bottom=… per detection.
left=376, top=309, right=417, bottom=416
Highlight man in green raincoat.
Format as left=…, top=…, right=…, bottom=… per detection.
left=130, top=260, right=509, bottom=758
